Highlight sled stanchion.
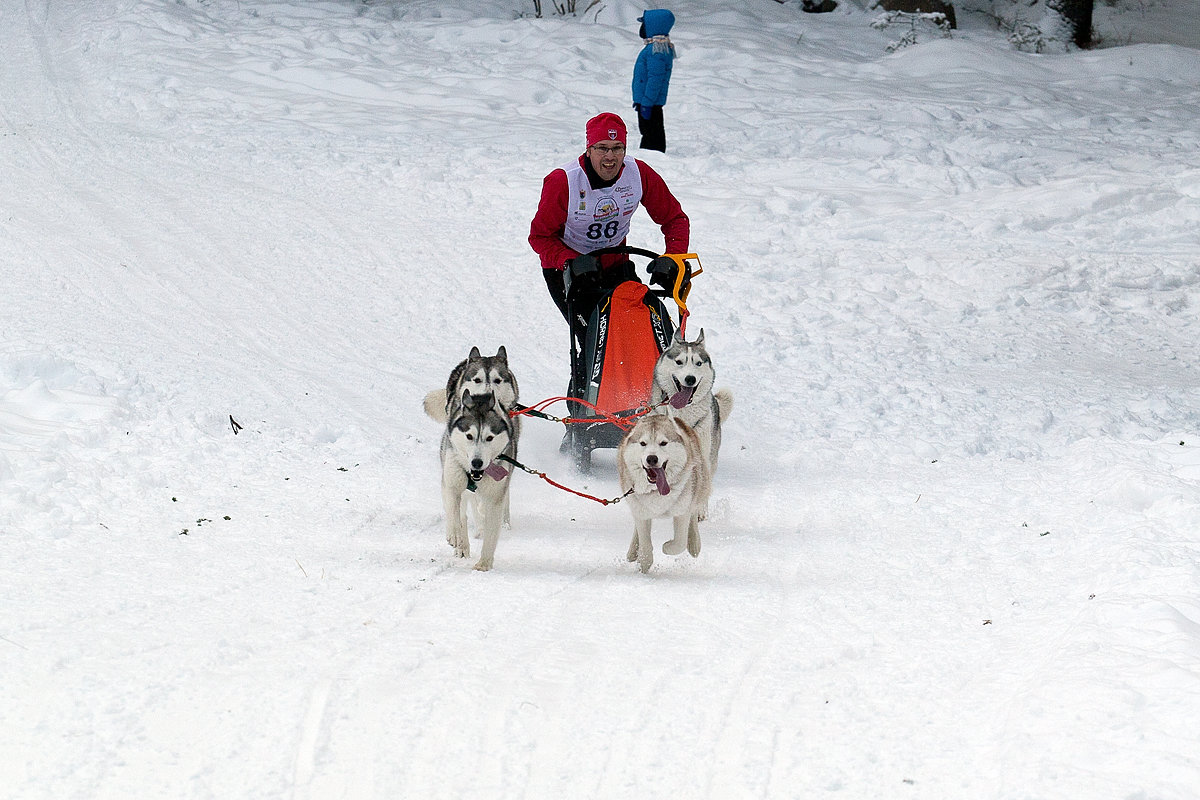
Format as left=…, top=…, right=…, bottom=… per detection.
left=556, top=246, right=706, bottom=472
left=497, top=454, right=633, bottom=506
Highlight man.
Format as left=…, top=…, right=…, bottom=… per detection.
left=528, top=112, right=690, bottom=341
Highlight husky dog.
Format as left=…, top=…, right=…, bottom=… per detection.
left=651, top=329, right=732, bottom=518
left=424, top=346, right=520, bottom=526
left=618, top=414, right=712, bottom=574
left=423, top=345, right=519, bottom=424
left=437, top=390, right=515, bottom=571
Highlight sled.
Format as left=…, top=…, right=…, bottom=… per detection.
left=561, top=246, right=699, bottom=472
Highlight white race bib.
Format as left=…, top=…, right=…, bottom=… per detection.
left=559, top=157, right=643, bottom=254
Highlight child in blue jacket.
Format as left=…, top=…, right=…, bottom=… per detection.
left=631, top=9, right=677, bottom=153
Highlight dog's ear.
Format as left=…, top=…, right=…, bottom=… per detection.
left=672, top=330, right=685, bottom=345
left=495, top=345, right=507, bottom=364
left=695, top=328, right=705, bottom=345
left=465, top=391, right=495, bottom=411
left=672, top=416, right=689, bottom=437
left=469, top=346, right=482, bottom=360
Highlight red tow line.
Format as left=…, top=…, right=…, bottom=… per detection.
left=497, top=454, right=632, bottom=506
left=510, top=396, right=664, bottom=432
left=502, top=397, right=670, bottom=505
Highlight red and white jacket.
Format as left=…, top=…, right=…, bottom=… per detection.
left=528, top=154, right=690, bottom=272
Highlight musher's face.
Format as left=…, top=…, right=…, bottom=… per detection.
left=587, top=142, right=625, bottom=182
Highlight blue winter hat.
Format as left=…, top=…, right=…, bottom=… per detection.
left=638, top=9, right=675, bottom=38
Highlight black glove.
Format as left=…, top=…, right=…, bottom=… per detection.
left=648, top=256, right=677, bottom=289
left=564, top=254, right=601, bottom=300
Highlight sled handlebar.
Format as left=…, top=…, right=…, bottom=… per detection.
left=584, top=245, right=662, bottom=261
left=660, top=253, right=702, bottom=311
left=582, top=246, right=703, bottom=315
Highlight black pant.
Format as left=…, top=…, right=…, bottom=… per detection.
left=637, top=105, right=666, bottom=152
left=543, top=260, right=637, bottom=346
left=544, top=268, right=595, bottom=350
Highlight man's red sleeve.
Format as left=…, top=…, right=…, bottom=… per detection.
left=528, top=169, right=579, bottom=271
left=638, top=160, right=690, bottom=254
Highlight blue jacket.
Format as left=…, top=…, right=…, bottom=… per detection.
left=632, top=9, right=675, bottom=109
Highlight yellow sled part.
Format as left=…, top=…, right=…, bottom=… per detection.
left=661, top=253, right=702, bottom=314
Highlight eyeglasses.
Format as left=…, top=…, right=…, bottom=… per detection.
left=590, top=144, right=626, bottom=155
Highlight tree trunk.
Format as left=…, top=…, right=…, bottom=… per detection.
left=1048, top=0, right=1094, bottom=48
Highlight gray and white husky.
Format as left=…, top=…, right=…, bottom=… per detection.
left=618, top=414, right=712, bottom=574
left=424, top=346, right=520, bottom=526
left=423, top=345, right=519, bottom=425
left=436, top=390, right=515, bottom=571
left=651, top=329, right=733, bottom=519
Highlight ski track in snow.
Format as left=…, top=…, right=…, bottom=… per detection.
left=2, top=0, right=1200, bottom=798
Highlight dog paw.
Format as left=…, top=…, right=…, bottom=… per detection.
left=638, top=556, right=653, bottom=574
left=662, top=538, right=687, bottom=556
left=626, top=541, right=640, bottom=562
left=473, top=559, right=493, bottom=572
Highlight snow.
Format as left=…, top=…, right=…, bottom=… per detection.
left=2, top=0, right=1199, bottom=797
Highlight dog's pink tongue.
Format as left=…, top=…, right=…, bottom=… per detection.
left=669, top=387, right=694, bottom=409
left=648, top=467, right=670, bottom=495
left=483, top=462, right=509, bottom=481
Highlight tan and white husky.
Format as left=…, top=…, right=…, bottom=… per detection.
left=650, top=329, right=732, bottom=519
left=617, top=414, right=712, bottom=574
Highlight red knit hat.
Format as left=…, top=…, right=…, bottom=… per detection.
left=586, top=112, right=627, bottom=148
